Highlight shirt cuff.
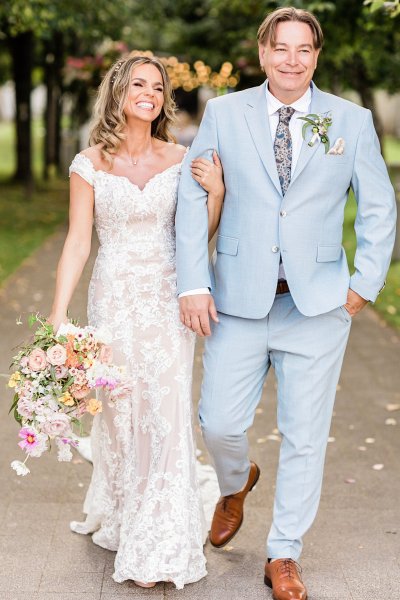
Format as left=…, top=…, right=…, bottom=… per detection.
left=179, top=288, right=211, bottom=298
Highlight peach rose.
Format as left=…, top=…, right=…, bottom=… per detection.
left=99, top=345, right=113, bottom=365
left=28, top=348, right=48, bottom=371
left=46, top=344, right=67, bottom=366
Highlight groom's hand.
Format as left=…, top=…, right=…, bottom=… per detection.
left=343, top=288, right=368, bottom=317
left=179, top=294, right=219, bottom=337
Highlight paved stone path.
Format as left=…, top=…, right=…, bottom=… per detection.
left=1, top=227, right=399, bottom=600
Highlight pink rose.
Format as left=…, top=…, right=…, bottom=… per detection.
left=99, top=345, right=113, bottom=365
left=17, top=397, right=35, bottom=418
left=41, top=413, right=71, bottom=437
left=70, top=384, right=90, bottom=399
left=46, top=344, right=67, bottom=366
left=28, top=348, right=48, bottom=371
left=55, top=364, right=68, bottom=379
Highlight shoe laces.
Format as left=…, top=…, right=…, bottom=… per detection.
left=278, top=559, right=302, bottom=580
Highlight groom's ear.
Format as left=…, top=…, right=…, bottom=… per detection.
left=258, top=43, right=267, bottom=68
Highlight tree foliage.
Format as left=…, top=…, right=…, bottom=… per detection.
left=364, top=0, right=400, bottom=18
left=1, top=0, right=399, bottom=183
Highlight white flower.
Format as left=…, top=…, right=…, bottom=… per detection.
left=56, top=322, right=81, bottom=337
left=94, top=326, right=113, bottom=345
left=56, top=438, right=73, bottom=462
left=28, top=435, right=48, bottom=458
left=11, top=460, right=30, bottom=476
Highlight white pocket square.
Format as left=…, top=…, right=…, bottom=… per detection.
left=327, top=137, right=345, bottom=155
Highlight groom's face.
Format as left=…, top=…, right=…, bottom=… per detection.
left=259, top=21, right=320, bottom=103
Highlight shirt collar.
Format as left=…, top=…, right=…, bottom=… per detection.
left=265, top=81, right=312, bottom=116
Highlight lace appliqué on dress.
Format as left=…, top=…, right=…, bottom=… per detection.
left=68, top=151, right=208, bottom=589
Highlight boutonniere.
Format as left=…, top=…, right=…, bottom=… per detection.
left=298, top=112, right=333, bottom=153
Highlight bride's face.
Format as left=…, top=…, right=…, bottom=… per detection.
left=123, top=63, right=165, bottom=123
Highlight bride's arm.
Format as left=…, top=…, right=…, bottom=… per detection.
left=191, top=150, right=225, bottom=241
left=47, top=174, right=94, bottom=331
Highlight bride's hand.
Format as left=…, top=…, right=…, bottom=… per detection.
left=47, top=313, right=69, bottom=334
left=191, top=150, right=224, bottom=199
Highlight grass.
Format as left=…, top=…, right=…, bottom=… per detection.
left=0, top=180, right=69, bottom=284
left=0, top=118, right=68, bottom=285
left=0, top=119, right=399, bottom=327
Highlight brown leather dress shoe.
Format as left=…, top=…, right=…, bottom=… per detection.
left=209, top=461, right=260, bottom=548
left=264, top=559, right=307, bottom=600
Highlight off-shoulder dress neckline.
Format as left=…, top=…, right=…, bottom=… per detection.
left=75, top=149, right=188, bottom=193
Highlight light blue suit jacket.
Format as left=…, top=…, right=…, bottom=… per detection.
left=176, top=82, right=396, bottom=318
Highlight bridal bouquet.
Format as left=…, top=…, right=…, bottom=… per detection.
left=8, top=315, right=124, bottom=476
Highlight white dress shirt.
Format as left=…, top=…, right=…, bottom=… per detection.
left=266, top=83, right=311, bottom=174
left=179, top=83, right=312, bottom=296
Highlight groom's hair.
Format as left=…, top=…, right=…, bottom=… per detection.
left=257, top=7, right=323, bottom=50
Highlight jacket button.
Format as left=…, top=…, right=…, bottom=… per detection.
left=272, top=245, right=279, bottom=253
left=280, top=210, right=287, bottom=217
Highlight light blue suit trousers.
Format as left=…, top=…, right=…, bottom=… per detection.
left=200, top=295, right=351, bottom=559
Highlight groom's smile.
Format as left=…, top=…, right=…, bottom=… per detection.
left=259, top=20, right=320, bottom=104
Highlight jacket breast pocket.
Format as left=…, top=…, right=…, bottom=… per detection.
left=216, top=235, right=239, bottom=256
left=316, top=244, right=342, bottom=262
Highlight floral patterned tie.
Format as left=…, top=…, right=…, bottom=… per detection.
left=274, top=106, right=295, bottom=195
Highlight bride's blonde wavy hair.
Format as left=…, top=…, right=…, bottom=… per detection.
left=89, top=55, right=177, bottom=164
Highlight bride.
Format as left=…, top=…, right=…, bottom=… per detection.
left=48, top=55, right=224, bottom=589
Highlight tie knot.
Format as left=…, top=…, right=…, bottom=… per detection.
left=278, top=106, right=295, bottom=125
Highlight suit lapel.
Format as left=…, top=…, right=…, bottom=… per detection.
left=244, top=83, right=282, bottom=196
left=289, top=83, right=329, bottom=187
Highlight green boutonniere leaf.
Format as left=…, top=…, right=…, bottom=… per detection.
left=298, top=111, right=333, bottom=153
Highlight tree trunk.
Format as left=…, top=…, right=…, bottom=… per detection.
left=9, top=31, right=33, bottom=191
left=358, top=84, right=385, bottom=152
left=352, top=58, right=385, bottom=157
left=43, top=31, right=64, bottom=179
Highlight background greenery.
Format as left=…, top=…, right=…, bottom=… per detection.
left=0, top=121, right=399, bottom=328
left=0, top=0, right=399, bottom=328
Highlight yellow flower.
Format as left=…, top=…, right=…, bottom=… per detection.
left=59, top=392, right=75, bottom=407
left=83, top=357, right=94, bottom=369
left=86, top=398, right=102, bottom=416
left=8, top=371, right=21, bottom=388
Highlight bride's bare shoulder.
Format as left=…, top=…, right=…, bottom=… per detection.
left=80, top=144, right=108, bottom=171
left=156, top=140, right=187, bottom=164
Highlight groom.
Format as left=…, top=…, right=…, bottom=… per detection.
left=176, top=7, right=396, bottom=599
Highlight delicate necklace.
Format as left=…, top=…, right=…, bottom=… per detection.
left=130, top=155, right=138, bottom=166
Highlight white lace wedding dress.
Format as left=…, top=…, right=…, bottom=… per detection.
left=68, top=152, right=215, bottom=588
